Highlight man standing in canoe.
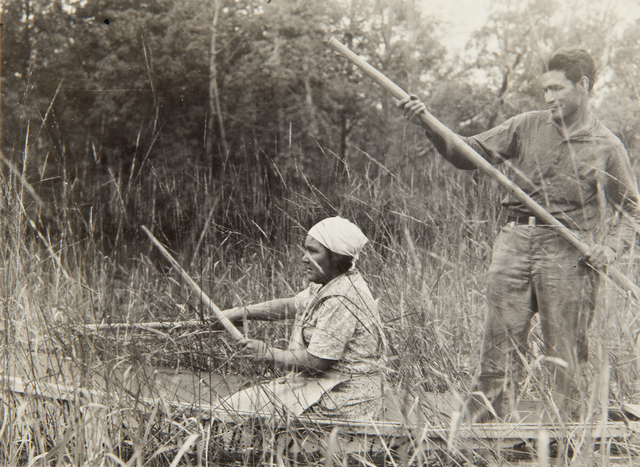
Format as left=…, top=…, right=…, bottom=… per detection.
left=399, top=48, right=638, bottom=422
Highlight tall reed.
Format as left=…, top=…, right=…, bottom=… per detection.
left=1, top=120, right=638, bottom=465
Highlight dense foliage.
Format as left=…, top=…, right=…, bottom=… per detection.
left=2, top=1, right=640, bottom=464
left=3, top=0, right=640, bottom=253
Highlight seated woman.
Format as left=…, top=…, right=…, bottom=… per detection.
left=222, top=216, right=385, bottom=420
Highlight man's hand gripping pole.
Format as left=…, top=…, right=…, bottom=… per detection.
left=327, top=36, right=640, bottom=303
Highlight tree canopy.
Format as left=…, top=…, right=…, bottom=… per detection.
left=2, top=0, right=639, bottom=252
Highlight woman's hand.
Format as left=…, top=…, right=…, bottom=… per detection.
left=397, top=94, right=427, bottom=127
left=239, top=338, right=273, bottom=361
left=238, top=339, right=333, bottom=372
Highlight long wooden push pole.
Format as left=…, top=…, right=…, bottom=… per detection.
left=327, top=37, right=640, bottom=302
left=141, top=225, right=244, bottom=341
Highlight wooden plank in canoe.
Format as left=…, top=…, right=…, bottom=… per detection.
left=7, top=373, right=639, bottom=439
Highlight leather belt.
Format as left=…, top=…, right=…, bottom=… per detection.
left=507, top=215, right=551, bottom=227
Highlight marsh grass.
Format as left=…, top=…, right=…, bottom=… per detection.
left=1, top=124, right=639, bottom=465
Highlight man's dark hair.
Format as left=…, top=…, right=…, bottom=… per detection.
left=547, top=48, right=597, bottom=92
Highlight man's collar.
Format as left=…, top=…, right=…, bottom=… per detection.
left=546, top=110, right=597, bottom=140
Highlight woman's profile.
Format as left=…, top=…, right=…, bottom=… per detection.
left=222, top=216, right=385, bottom=420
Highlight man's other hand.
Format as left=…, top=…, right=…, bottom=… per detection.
left=583, top=245, right=616, bottom=270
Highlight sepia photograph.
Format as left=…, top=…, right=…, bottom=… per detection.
left=2, top=0, right=640, bottom=465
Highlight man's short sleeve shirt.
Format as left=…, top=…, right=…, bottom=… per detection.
left=460, top=110, right=637, bottom=232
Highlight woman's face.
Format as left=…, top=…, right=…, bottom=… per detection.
left=302, top=235, right=339, bottom=284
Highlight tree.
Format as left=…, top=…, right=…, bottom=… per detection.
left=607, top=22, right=640, bottom=166
left=2, top=0, right=72, bottom=156
left=331, top=0, right=445, bottom=168
left=0, top=0, right=449, bottom=248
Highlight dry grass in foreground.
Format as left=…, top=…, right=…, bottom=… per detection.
left=1, top=145, right=639, bottom=465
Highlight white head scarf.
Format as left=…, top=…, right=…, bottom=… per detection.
left=307, top=216, right=368, bottom=264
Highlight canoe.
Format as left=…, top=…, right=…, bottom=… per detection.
left=6, top=366, right=640, bottom=466
left=5, top=354, right=640, bottom=465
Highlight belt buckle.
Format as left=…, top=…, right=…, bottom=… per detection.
left=528, top=216, right=536, bottom=226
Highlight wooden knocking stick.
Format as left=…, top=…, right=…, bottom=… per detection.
left=141, top=225, right=244, bottom=341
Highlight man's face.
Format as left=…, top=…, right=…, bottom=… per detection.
left=541, top=70, right=585, bottom=126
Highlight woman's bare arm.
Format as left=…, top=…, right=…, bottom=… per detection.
left=240, top=339, right=333, bottom=373
left=221, top=297, right=296, bottom=322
